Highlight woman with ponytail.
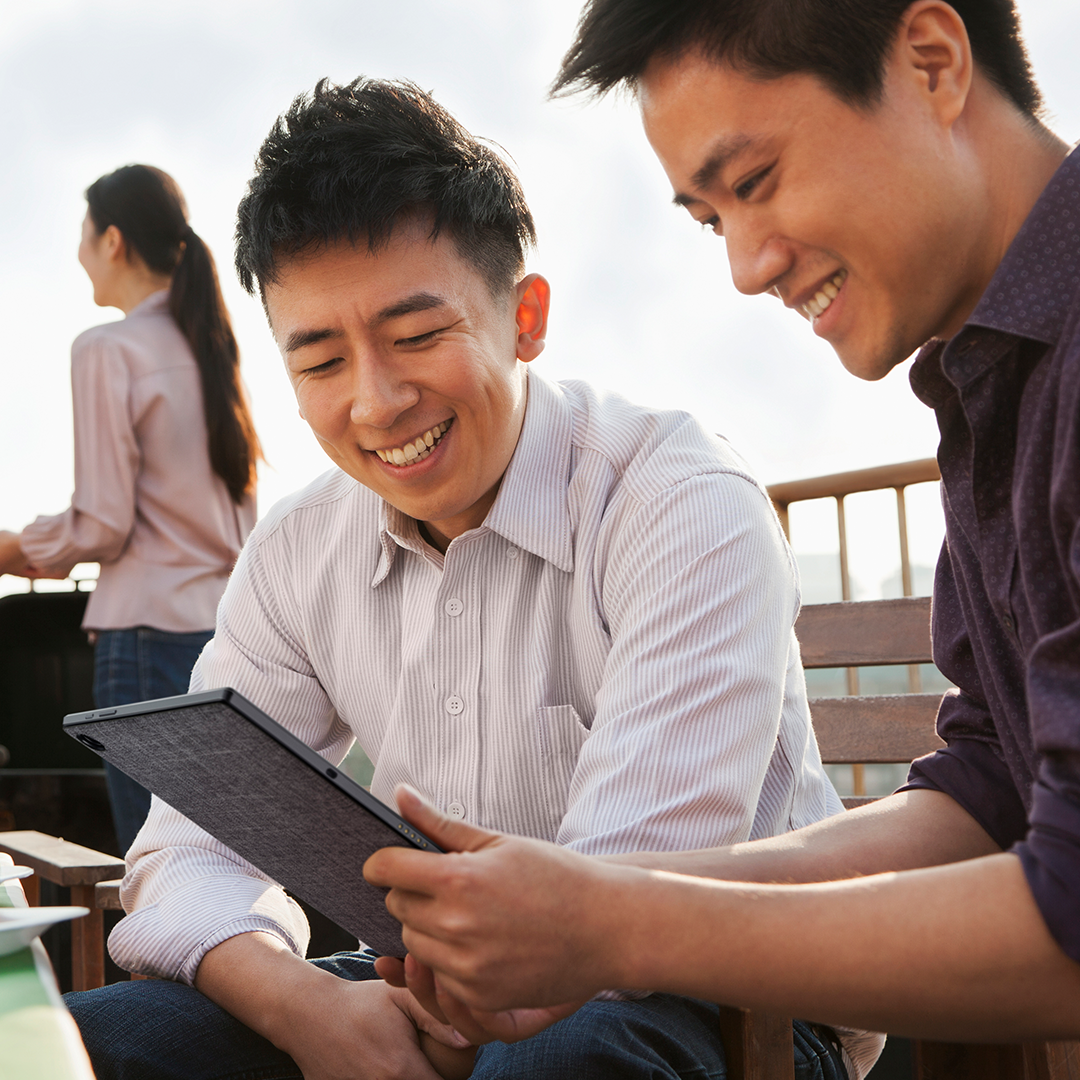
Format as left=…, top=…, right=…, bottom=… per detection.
left=0, top=165, right=261, bottom=850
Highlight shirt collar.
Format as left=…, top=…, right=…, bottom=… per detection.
left=911, top=143, right=1080, bottom=403
left=483, top=371, right=574, bottom=572
left=127, top=289, right=171, bottom=318
left=966, top=143, right=1080, bottom=346
left=370, top=370, right=575, bottom=587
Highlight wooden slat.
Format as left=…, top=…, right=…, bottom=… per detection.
left=1026, top=1040, right=1080, bottom=1080
left=767, top=458, right=940, bottom=508
left=0, top=830, right=124, bottom=887
left=841, top=796, right=879, bottom=810
left=95, top=879, right=123, bottom=910
left=797, top=598, right=933, bottom=668
left=70, top=883, right=104, bottom=991
left=810, top=694, right=944, bottom=763
left=915, top=1041, right=1024, bottom=1079
left=717, top=1005, right=794, bottom=1080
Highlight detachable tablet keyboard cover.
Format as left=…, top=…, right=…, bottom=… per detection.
left=65, top=691, right=435, bottom=957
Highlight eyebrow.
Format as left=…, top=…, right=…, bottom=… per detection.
left=282, top=292, right=449, bottom=354
left=672, top=134, right=757, bottom=207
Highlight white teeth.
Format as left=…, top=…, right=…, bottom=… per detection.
left=375, top=420, right=452, bottom=467
left=802, top=269, right=847, bottom=319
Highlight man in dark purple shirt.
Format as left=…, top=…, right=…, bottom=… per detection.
left=363, top=0, right=1080, bottom=1053
left=904, top=151, right=1080, bottom=967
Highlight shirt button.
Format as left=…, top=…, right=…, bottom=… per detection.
left=506, top=546, right=519, bottom=560
left=447, top=802, right=466, bottom=820
left=444, top=597, right=464, bottom=617
left=445, top=695, right=464, bottom=715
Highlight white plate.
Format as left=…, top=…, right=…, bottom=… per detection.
left=0, top=865, right=33, bottom=884
left=0, top=906, right=88, bottom=957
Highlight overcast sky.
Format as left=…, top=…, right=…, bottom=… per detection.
left=1, top=0, right=1077, bottom=596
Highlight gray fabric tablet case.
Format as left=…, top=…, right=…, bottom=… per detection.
left=68, top=697, right=426, bottom=957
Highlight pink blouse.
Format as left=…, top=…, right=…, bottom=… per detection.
left=21, top=291, right=256, bottom=632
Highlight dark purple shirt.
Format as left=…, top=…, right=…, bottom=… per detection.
left=903, top=145, right=1080, bottom=962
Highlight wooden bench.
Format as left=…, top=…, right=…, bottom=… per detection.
left=0, top=830, right=124, bottom=992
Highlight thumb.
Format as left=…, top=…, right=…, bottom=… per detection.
left=395, top=784, right=499, bottom=854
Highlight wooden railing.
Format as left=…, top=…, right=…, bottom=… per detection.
left=767, top=458, right=942, bottom=796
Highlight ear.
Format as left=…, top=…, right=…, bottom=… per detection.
left=898, top=1, right=973, bottom=128
left=514, top=274, right=550, bottom=363
left=101, top=224, right=128, bottom=265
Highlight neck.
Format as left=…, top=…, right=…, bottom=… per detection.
left=938, top=89, right=1070, bottom=338
left=113, top=272, right=172, bottom=315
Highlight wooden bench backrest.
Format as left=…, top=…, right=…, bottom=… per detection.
left=796, top=597, right=944, bottom=769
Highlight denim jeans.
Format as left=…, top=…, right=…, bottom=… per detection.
left=65, top=950, right=848, bottom=1080
left=93, top=626, right=213, bottom=852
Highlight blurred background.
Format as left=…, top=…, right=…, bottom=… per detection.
left=1, top=0, right=1076, bottom=605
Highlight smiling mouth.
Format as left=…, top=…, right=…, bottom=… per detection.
left=802, top=269, right=848, bottom=319
left=374, top=419, right=453, bottom=467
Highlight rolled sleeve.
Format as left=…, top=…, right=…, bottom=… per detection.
left=109, top=799, right=311, bottom=982
left=904, top=688, right=1029, bottom=849
left=1016, top=752, right=1080, bottom=963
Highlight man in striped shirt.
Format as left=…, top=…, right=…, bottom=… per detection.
left=66, top=77, right=858, bottom=1080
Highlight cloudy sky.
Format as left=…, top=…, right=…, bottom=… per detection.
left=1, top=0, right=1077, bottom=597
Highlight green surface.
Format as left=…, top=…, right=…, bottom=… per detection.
left=0, top=948, right=51, bottom=1014
left=0, top=872, right=91, bottom=1078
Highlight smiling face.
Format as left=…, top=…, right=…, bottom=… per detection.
left=639, top=48, right=991, bottom=380
left=265, top=221, right=549, bottom=551
left=78, top=212, right=119, bottom=308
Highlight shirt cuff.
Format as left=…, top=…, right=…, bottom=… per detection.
left=108, top=875, right=310, bottom=984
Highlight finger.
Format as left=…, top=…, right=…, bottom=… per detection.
left=468, top=1001, right=586, bottom=1043
left=363, top=848, right=444, bottom=893
left=431, top=979, right=501, bottom=1046
left=394, top=785, right=502, bottom=854
left=391, top=986, right=472, bottom=1049
left=404, top=954, right=449, bottom=1026
left=374, top=955, right=406, bottom=987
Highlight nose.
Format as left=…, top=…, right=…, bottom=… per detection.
left=349, top=351, right=420, bottom=430
left=725, top=220, right=792, bottom=298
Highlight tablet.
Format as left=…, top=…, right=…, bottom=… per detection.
left=63, top=687, right=440, bottom=957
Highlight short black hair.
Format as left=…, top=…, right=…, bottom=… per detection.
left=235, top=78, right=536, bottom=297
left=552, top=0, right=1042, bottom=118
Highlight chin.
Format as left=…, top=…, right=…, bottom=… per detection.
left=835, top=339, right=911, bottom=382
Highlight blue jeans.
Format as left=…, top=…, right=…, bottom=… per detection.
left=65, top=950, right=847, bottom=1080
left=93, top=627, right=213, bottom=852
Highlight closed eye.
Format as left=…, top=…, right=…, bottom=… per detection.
left=305, top=356, right=343, bottom=375
left=396, top=325, right=452, bottom=347
left=734, top=165, right=774, bottom=201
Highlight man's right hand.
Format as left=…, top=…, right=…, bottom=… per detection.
left=194, top=931, right=473, bottom=1080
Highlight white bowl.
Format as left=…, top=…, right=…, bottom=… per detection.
left=0, top=907, right=89, bottom=957
left=0, top=865, right=33, bottom=884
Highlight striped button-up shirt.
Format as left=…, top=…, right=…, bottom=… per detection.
left=111, top=372, right=842, bottom=984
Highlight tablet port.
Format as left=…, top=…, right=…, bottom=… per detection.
left=325, top=767, right=337, bottom=779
